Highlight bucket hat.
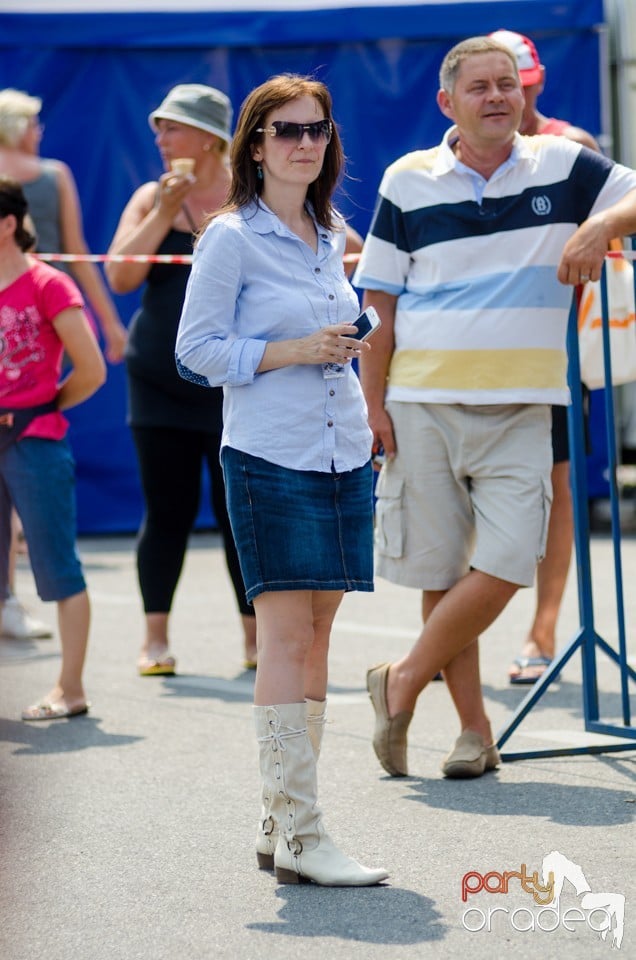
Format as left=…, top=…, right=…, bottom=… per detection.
left=149, top=83, right=232, bottom=142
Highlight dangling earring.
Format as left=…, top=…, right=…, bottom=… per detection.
left=256, top=163, right=263, bottom=181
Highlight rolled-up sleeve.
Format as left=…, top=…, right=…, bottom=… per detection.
left=176, top=220, right=267, bottom=387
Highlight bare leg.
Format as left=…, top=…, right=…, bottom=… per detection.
left=242, top=613, right=258, bottom=666
left=253, top=589, right=343, bottom=705
left=23, top=590, right=90, bottom=714
left=303, top=592, right=343, bottom=701
left=510, top=460, right=572, bottom=680
left=443, top=641, right=495, bottom=742
left=56, top=590, right=90, bottom=705
left=141, top=612, right=170, bottom=659
left=137, top=612, right=176, bottom=675
left=386, top=570, right=518, bottom=721
left=423, top=591, right=493, bottom=743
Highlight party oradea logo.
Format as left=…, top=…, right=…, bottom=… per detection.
left=461, top=850, right=625, bottom=949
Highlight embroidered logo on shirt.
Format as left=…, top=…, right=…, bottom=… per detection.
left=531, top=196, right=552, bottom=216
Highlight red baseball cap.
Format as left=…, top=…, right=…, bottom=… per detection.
left=489, top=29, right=543, bottom=86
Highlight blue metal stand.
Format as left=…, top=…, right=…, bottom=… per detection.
left=497, top=283, right=636, bottom=761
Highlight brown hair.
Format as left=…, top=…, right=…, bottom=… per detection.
left=0, top=175, right=37, bottom=251
left=203, top=74, right=344, bottom=233
left=439, top=37, right=519, bottom=93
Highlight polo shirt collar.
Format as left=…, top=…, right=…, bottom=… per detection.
left=433, top=127, right=537, bottom=176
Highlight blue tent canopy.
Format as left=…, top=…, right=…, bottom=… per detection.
left=1, top=0, right=605, bottom=47
left=0, top=0, right=605, bottom=532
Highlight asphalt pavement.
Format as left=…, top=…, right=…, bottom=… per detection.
left=1, top=527, right=635, bottom=960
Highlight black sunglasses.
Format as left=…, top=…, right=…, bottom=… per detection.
left=255, top=119, right=333, bottom=143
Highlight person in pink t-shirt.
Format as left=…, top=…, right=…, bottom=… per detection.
left=0, top=176, right=106, bottom=720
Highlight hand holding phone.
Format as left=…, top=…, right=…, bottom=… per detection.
left=322, top=308, right=380, bottom=379
left=371, top=443, right=386, bottom=467
left=351, top=306, right=381, bottom=341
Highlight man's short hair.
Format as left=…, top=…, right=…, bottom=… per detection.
left=439, top=37, right=519, bottom=93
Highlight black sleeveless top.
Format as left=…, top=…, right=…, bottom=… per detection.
left=125, top=226, right=222, bottom=433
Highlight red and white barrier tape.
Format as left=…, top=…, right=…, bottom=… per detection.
left=35, top=252, right=194, bottom=264
left=35, top=251, right=363, bottom=266
left=35, top=250, right=635, bottom=265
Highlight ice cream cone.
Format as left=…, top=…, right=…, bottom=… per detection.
left=170, top=158, right=195, bottom=176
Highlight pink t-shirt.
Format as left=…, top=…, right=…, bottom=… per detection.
left=0, top=257, right=84, bottom=440
left=538, top=118, right=572, bottom=136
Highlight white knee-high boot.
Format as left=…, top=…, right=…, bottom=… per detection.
left=254, top=702, right=388, bottom=886
left=255, top=698, right=326, bottom=870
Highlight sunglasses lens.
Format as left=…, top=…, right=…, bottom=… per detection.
left=274, top=122, right=299, bottom=140
left=271, top=120, right=332, bottom=142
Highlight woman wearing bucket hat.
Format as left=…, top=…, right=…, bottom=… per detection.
left=106, top=84, right=256, bottom=676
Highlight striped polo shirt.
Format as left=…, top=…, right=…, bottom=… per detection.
left=354, top=129, right=636, bottom=405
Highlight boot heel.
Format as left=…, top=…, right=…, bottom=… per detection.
left=256, top=851, right=275, bottom=871
left=275, top=866, right=309, bottom=885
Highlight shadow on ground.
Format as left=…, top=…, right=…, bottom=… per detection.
left=399, top=773, right=635, bottom=826
left=0, top=716, right=143, bottom=755
left=247, top=883, right=444, bottom=944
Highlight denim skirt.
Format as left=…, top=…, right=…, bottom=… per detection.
left=221, top=446, right=374, bottom=603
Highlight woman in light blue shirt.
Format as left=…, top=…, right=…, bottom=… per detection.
left=176, top=74, right=387, bottom=888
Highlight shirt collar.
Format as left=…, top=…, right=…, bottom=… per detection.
left=241, top=198, right=332, bottom=243
left=433, top=127, right=537, bottom=177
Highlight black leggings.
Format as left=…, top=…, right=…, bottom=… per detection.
left=130, top=426, right=252, bottom=617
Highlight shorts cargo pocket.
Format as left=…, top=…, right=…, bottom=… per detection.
left=374, top=469, right=405, bottom=559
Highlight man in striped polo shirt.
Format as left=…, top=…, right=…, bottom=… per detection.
left=356, top=36, right=636, bottom=780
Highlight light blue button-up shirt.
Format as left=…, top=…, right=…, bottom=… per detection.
left=176, top=200, right=372, bottom=473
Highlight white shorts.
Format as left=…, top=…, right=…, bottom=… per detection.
left=374, top=402, right=553, bottom=590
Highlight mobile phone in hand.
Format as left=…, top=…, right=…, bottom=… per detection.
left=372, top=443, right=386, bottom=466
left=352, top=306, right=381, bottom=341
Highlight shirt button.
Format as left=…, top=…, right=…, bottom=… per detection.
left=314, top=267, right=321, bottom=273
left=329, top=389, right=335, bottom=396
left=328, top=294, right=335, bottom=300
left=327, top=420, right=333, bottom=427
